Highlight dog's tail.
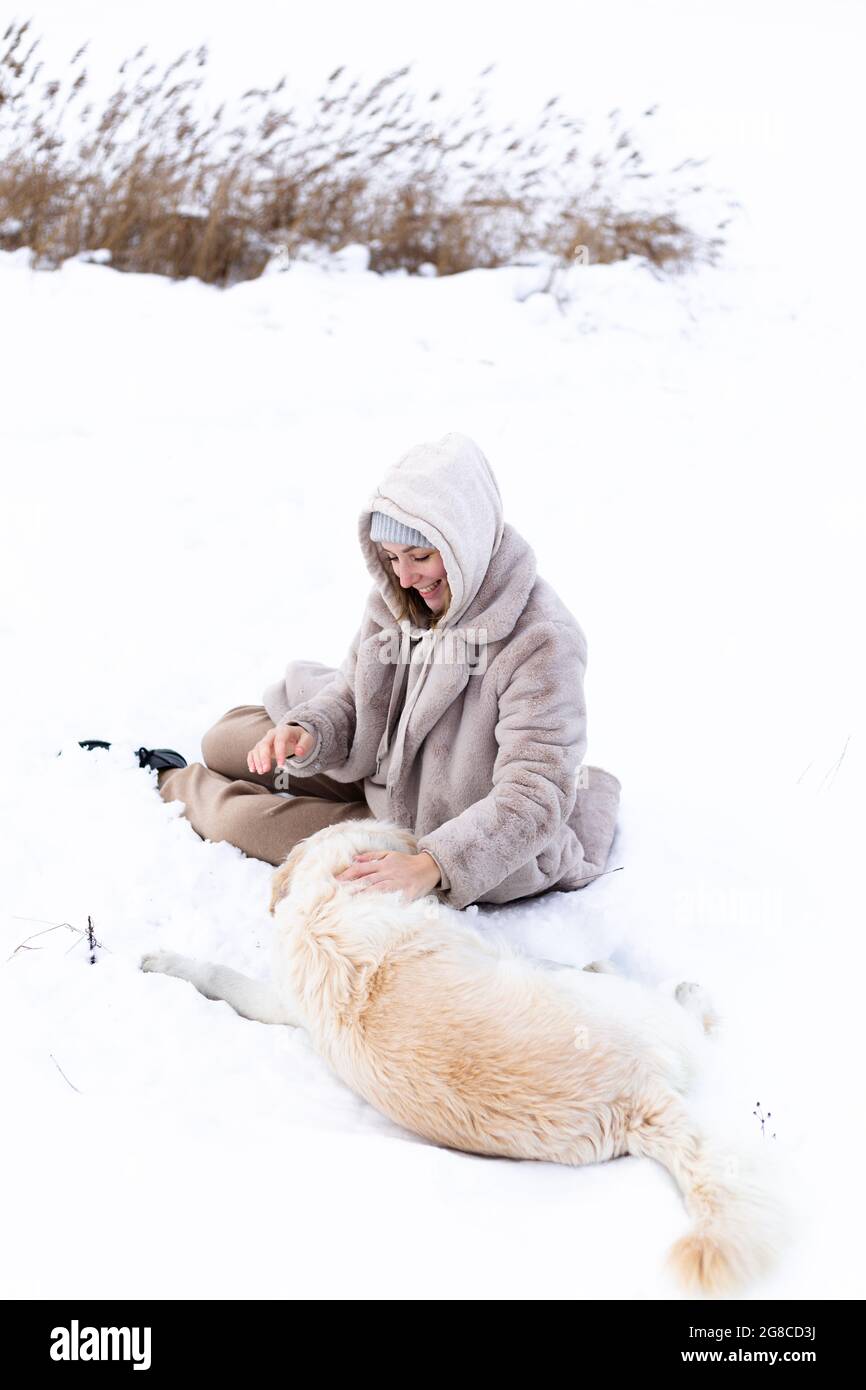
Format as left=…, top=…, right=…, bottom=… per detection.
left=626, top=1088, right=788, bottom=1295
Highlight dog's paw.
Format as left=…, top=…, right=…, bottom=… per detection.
left=140, top=949, right=187, bottom=977
left=675, top=980, right=721, bottom=1036
left=582, top=958, right=619, bottom=975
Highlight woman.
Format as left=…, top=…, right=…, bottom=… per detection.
left=156, top=432, right=622, bottom=910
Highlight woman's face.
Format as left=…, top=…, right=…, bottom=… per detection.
left=381, top=542, right=450, bottom=612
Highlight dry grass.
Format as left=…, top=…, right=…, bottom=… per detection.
left=0, top=20, right=733, bottom=286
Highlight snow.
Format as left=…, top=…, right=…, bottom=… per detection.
left=1, top=0, right=864, bottom=1301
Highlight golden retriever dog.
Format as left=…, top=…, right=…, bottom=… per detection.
left=141, top=818, right=786, bottom=1295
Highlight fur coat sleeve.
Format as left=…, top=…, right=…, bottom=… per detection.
left=270, top=622, right=365, bottom=773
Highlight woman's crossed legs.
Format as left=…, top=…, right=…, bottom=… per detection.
left=158, top=704, right=373, bottom=866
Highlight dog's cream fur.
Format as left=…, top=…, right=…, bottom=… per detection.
left=141, top=818, right=786, bottom=1295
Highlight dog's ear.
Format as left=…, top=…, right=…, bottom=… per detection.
left=269, top=842, right=305, bottom=916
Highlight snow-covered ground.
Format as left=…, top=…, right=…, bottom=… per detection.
left=1, top=1, right=864, bottom=1301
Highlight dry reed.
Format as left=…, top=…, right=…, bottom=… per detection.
left=0, top=20, right=733, bottom=286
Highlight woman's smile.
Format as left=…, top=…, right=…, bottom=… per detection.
left=417, top=577, right=443, bottom=597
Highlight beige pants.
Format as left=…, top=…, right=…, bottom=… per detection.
left=158, top=705, right=374, bottom=867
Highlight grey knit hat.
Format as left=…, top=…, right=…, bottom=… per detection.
left=370, top=510, right=431, bottom=548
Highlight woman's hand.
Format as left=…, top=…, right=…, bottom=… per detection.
left=247, top=723, right=316, bottom=775
left=334, top=850, right=442, bottom=903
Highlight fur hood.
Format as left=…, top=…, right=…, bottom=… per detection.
left=358, top=432, right=506, bottom=631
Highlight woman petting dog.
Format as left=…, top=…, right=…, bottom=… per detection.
left=137, top=432, right=787, bottom=1294
left=151, top=431, right=622, bottom=911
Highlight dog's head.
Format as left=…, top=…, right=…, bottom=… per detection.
left=268, top=818, right=419, bottom=917
left=268, top=840, right=308, bottom=917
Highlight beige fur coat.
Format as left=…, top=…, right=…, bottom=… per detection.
left=263, top=432, right=621, bottom=910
